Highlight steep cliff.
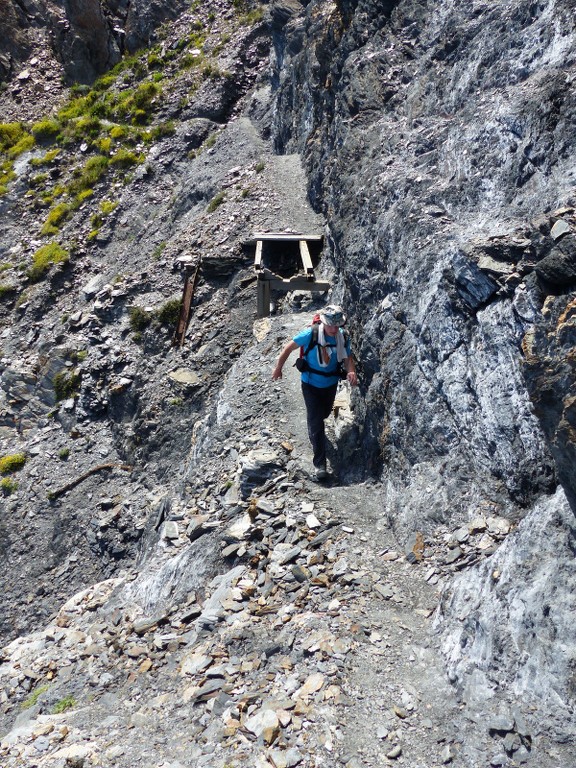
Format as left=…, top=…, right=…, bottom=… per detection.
left=270, top=0, right=576, bottom=738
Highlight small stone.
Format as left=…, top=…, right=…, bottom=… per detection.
left=268, top=747, right=303, bottom=768
left=374, top=583, right=394, bottom=599
left=488, top=715, right=515, bottom=733
left=297, top=672, right=325, bottom=697
left=256, top=497, right=275, bottom=514
left=444, top=547, right=463, bottom=564
left=469, top=516, right=487, bottom=533
left=382, top=551, right=399, bottom=561
left=441, top=744, right=455, bottom=763
left=386, top=744, right=402, bottom=759
left=551, top=219, right=571, bottom=240
left=244, top=708, right=280, bottom=745
left=162, top=521, right=179, bottom=540
left=168, top=368, right=201, bottom=386
left=292, top=564, right=310, bottom=583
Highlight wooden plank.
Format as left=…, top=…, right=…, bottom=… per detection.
left=173, top=261, right=201, bottom=347
left=249, top=232, right=323, bottom=243
left=299, top=240, right=314, bottom=276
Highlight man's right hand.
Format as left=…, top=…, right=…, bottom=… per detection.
left=271, top=366, right=283, bottom=380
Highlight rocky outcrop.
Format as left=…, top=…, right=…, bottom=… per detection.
left=0, top=0, right=191, bottom=84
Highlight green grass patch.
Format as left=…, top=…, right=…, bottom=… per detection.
left=52, top=696, right=76, bottom=714
left=0, top=453, right=26, bottom=475
left=109, top=148, right=144, bottom=168
left=28, top=242, right=70, bottom=282
left=0, top=283, right=17, bottom=300
left=68, top=155, right=109, bottom=194
left=0, top=122, right=26, bottom=152
left=40, top=202, right=72, bottom=235
left=7, top=133, right=35, bottom=158
left=30, top=148, right=61, bottom=167
left=207, top=191, right=225, bottom=212
left=22, top=684, right=50, bottom=710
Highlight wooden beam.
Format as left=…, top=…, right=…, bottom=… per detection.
left=268, top=278, right=330, bottom=292
left=249, top=232, right=323, bottom=243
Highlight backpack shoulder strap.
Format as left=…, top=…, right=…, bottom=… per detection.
left=305, top=323, right=320, bottom=355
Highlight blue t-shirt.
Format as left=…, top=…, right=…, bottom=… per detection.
left=293, top=327, right=350, bottom=388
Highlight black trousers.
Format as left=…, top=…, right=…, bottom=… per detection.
left=301, top=381, right=339, bottom=468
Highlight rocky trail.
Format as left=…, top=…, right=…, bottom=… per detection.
left=0, top=309, right=556, bottom=768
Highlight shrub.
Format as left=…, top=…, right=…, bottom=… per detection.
left=31, top=120, right=61, bottom=141
left=0, top=283, right=17, bottom=300
left=128, top=305, right=152, bottom=332
left=1, top=477, right=18, bottom=495
left=147, top=53, right=163, bottom=69
left=109, top=149, right=143, bottom=168
left=69, top=155, right=109, bottom=194
left=28, top=242, right=69, bottom=282
left=53, top=369, right=81, bottom=401
left=58, top=447, right=70, bottom=460
left=0, top=122, right=26, bottom=152
left=97, top=136, right=112, bottom=153
left=30, top=148, right=60, bottom=167
left=156, top=298, right=182, bottom=326
left=29, top=172, right=49, bottom=188
left=0, top=159, right=16, bottom=194
left=7, top=133, right=35, bottom=157
left=149, top=121, right=176, bottom=140
left=109, top=125, right=129, bottom=141
left=100, top=199, right=118, bottom=215
left=255, top=160, right=265, bottom=173
left=93, top=74, right=116, bottom=91
left=0, top=453, right=26, bottom=474
left=74, top=189, right=93, bottom=205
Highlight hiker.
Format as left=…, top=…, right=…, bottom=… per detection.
left=271, top=305, right=357, bottom=479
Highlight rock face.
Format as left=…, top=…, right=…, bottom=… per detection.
left=0, top=0, right=188, bottom=84
left=270, top=0, right=576, bottom=722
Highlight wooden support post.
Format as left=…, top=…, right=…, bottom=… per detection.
left=299, top=240, right=314, bottom=278
left=257, top=278, right=271, bottom=317
left=254, top=240, right=263, bottom=272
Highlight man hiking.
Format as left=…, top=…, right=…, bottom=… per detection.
left=271, top=305, right=358, bottom=479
